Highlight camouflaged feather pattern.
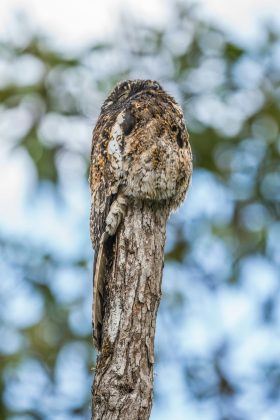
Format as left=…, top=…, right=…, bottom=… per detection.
left=89, top=79, right=192, bottom=350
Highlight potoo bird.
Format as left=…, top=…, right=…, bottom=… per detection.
left=89, top=79, right=192, bottom=350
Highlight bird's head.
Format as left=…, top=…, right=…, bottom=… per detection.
left=91, top=79, right=192, bottom=210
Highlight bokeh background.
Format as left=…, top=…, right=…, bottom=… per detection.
left=1, top=0, right=280, bottom=419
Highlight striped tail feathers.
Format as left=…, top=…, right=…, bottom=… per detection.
left=93, top=232, right=109, bottom=350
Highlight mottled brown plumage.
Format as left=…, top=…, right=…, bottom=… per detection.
left=89, top=79, right=192, bottom=350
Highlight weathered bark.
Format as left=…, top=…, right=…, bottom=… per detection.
left=92, top=200, right=169, bottom=420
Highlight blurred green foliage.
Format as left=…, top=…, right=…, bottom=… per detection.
left=0, top=4, right=280, bottom=420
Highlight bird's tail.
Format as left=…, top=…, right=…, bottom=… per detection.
left=93, top=242, right=105, bottom=350
left=93, top=234, right=114, bottom=351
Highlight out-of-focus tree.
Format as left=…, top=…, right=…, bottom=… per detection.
left=0, top=4, right=280, bottom=420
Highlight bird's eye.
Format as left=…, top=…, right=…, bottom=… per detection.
left=122, top=112, right=135, bottom=136
left=171, top=124, right=184, bottom=148
left=176, top=128, right=184, bottom=149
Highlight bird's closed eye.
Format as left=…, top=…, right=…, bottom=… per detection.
left=171, top=125, right=184, bottom=149
left=122, top=112, right=135, bottom=136
left=176, top=129, right=184, bottom=149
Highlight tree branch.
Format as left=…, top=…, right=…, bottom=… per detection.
left=92, top=200, right=169, bottom=420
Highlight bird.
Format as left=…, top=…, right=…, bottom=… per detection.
left=89, top=79, right=192, bottom=350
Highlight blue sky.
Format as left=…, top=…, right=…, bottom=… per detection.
left=1, top=0, right=280, bottom=49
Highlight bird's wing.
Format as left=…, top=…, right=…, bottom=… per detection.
left=90, top=105, right=127, bottom=350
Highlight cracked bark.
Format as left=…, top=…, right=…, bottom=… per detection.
left=92, top=200, right=169, bottom=420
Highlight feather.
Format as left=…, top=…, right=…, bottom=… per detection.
left=90, top=185, right=115, bottom=350
left=92, top=236, right=106, bottom=350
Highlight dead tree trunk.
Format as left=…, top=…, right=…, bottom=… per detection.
left=92, top=201, right=169, bottom=420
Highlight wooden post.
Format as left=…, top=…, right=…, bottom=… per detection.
left=92, top=201, right=169, bottom=419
